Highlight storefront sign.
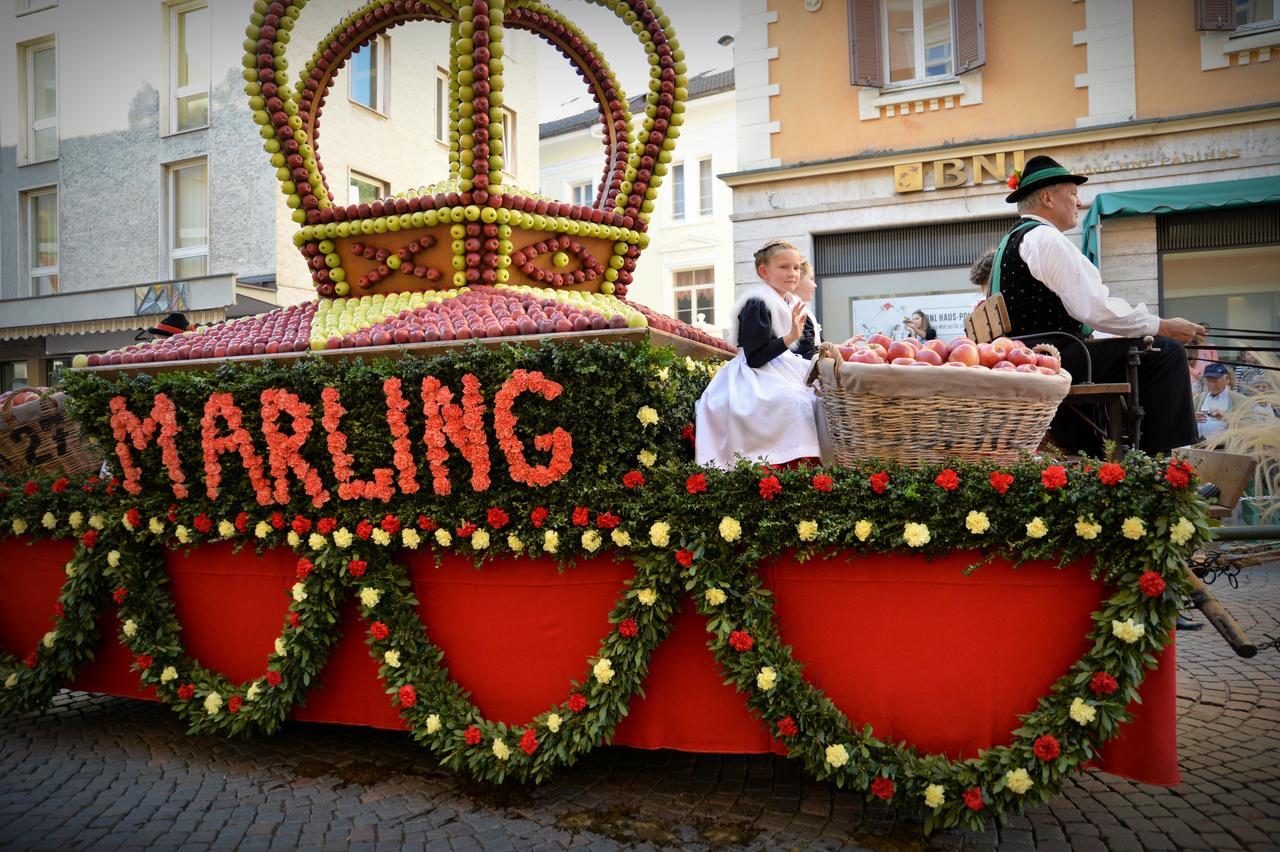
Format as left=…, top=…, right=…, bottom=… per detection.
left=894, top=150, right=1027, bottom=194
left=849, top=292, right=982, bottom=342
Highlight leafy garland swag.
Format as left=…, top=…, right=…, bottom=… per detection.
left=0, top=343, right=1209, bottom=830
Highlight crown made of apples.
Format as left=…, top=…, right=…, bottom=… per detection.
left=245, top=0, right=687, bottom=300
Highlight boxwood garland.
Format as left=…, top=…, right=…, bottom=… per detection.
left=0, top=345, right=1211, bottom=830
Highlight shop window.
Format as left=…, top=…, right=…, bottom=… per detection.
left=22, top=38, right=57, bottom=162
left=849, top=0, right=983, bottom=88
left=671, top=163, right=686, bottom=221
left=571, top=181, right=593, bottom=207
left=2, top=361, right=30, bottom=393
left=349, top=171, right=389, bottom=206
left=674, top=268, right=715, bottom=327
left=350, top=36, right=389, bottom=114
left=699, top=158, right=714, bottom=216
left=1236, top=0, right=1277, bottom=27
left=435, top=67, right=449, bottom=142
left=168, top=159, right=208, bottom=279
left=1162, top=245, right=1280, bottom=339
left=45, top=358, right=69, bottom=386
left=169, top=1, right=210, bottom=133
left=24, top=187, right=58, bottom=296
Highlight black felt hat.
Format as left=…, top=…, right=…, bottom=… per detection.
left=144, top=312, right=192, bottom=338
left=1005, top=155, right=1088, bottom=203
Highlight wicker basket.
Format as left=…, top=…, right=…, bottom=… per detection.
left=808, top=342, right=1071, bottom=466
left=0, top=390, right=101, bottom=479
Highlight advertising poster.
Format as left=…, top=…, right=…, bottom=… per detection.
left=849, top=291, right=983, bottom=342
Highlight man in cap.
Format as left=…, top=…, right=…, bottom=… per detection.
left=994, top=155, right=1204, bottom=455
left=1194, top=361, right=1265, bottom=445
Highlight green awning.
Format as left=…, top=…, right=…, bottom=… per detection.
left=1080, top=176, right=1280, bottom=265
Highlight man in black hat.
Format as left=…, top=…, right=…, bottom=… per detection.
left=993, top=155, right=1205, bottom=455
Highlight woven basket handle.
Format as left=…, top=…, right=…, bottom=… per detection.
left=809, top=342, right=846, bottom=391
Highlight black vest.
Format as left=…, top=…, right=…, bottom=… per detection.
left=998, top=219, right=1086, bottom=338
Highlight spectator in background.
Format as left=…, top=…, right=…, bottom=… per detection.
left=906, top=310, right=937, bottom=340
left=1186, top=334, right=1219, bottom=395
left=1235, top=350, right=1270, bottom=396
left=970, top=247, right=996, bottom=297
left=1195, top=362, right=1251, bottom=444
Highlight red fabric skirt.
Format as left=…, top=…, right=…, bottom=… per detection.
left=0, top=538, right=1177, bottom=785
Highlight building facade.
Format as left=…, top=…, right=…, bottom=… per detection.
left=0, top=0, right=538, bottom=390
left=725, top=0, right=1279, bottom=344
left=539, top=70, right=737, bottom=340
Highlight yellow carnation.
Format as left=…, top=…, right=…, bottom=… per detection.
left=42, top=512, right=57, bottom=530
left=204, top=692, right=222, bottom=715
left=307, top=531, right=325, bottom=550
left=42, top=631, right=55, bottom=648
left=12, top=519, right=28, bottom=535
left=1005, top=768, right=1034, bottom=795
left=383, top=649, right=401, bottom=668
left=333, top=528, right=353, bottom=548
left=824, top=744, right=849, bottom=768
left=637, top=405, right=659, bottom=427
left=246, top=682, right=261, bottom=702
left=286, top=531, right=300, bottom=548
left=402, top=528, right=422, bottom=549
left=705, top=588, right=727, bottom=607
left=359, top=587, right=381, bottom=608
left=425, top=714, right=441, bottom=734
left=507, top=533, right=524, bottom=551
left=160, top=666, right=178, bottom=683
left=546, top=713, right=562, bottom=733
left=68, top=511, right=83, bottom=530
left=649, top=521, right=670, bottom=547
left=6, top=672, right=19, bottom=688
left=435, top=528, right=452, bottom=547
left=371, top=528, right=391, bottom=546
left=1026, top=517, right=1048, bottom=538
left=637, top=450, right=656, bottom=468
left=965, top=511, right=990, bottom=534
left=854, top=519, right=873, bottom=542
left=1111, top=618, right=1145, bottom=644
left=924, top=784, right=946, bottom=809
left=1069, top=696, right=1098, bottom=725
left=255, top=521, right=272, bottom=539
left=107, top=550, right=121, bottom=568
left=471, top=529, right=490, bottom=550
left=218, top=520, right=235, bottom=539
left=122, top=619, right=138, bottom=638
left=581, top=529, right=602, bottom=553
left=543, top=530, right=560, bottom=553
left=274, top=637, right=287, bottom=657
left=610, top=529, right=632, bottom=547
left=719, top=516, right=742, bottom=542
left=636, top=588, right=657, bottom=606
left=797, top=520, right=819, bottom=542
left=492, top=739, right=511, bottom=761
left=149, top=516, right=166, bottom=535
left=1075, top=517, right=1102, bottom=540
left=593, top=658, right=615, bottom=684
left=903, top=522, right=931, bottom=547
left=756, top=666, right=777, bottom=691
left=1170, top=516, right=1196, bottom=546
left=1121, top=517, right=1146, bottom=540
left=88, top=514, right=104, bottom=530
left=175, top=525, right=192, bottom=544
left=291, top=582, right=307, bottom=602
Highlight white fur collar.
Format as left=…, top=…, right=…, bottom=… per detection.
left=728, top=283, right=792, bottom=349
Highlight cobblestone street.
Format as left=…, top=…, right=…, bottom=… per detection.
left=2, top=565, right=1278, bottom=852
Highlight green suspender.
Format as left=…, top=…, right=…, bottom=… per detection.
left=989, top=219, right=1090, bottom=336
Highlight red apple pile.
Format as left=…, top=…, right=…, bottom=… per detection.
left=86, top=303, right=316, bottom=367
left=621, top=298, right=736, bottom=354
left=837, top=334, right=1062, bottom=376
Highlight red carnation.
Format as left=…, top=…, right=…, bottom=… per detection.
left=934, top=468, right=960, bottom=491
left=1007, top=170, right=1021, bottom=190
left=398, top=684, right=417, bottom=708
left=370, top=621, right=389, bottom=640
left=758, top=475, right=782, bottom=500
left=1090, top=671, right=1119, bottom=696
left=776, top=716, right=798, bottom=737
left=126, top=508, right=142, bottom=529
left=728, top=630, right=753, bottom=652
left=871, top=776, right=895, bottom=801
left=572, top=506, right=590, bottom=527
left=24, top=651, right=37, bottom=668
left=1165, top=460, right=1193, bottom=489
left=618, top=618, right=638, bottom=638
left=106, top=478, right=119, bottom=496
left=686, top=473, right=707, bottom=494
left=291, top=515, right=312, bottom=536
left=486, top=508, right=510, bottom=529
left=113, top=588, right=128, bottom=604
left=266, top=670, right=283, bottom=687
left=80, top=530, right=99, bottom=549
left=355, top=520, right=373, bottom=540
left=295, top=557, right=314, bottom=580
left=23, top=480, right=39, bottom=496
left=963, top=787, right=985, bottom=811
left=53, top=602, right=64, bottom=618
left=530, top=506, right=549, bottom=528
left=1041, top=465, right=1068, bottom=490
left=317, top=517, right=337, bottom=535
left=596, top=512, right=621, bottom=530
left=270, top=511, right=286, bottom=530
left=380, top=514, right=400, bottom=535
left=1033, top=734, right=1061, bottom=761
left=167, top=504, right=179, bottom=523
left=135, top=654, right=153, bottom=670
left=1098, top=463, right=1126, bottom=487
left=51, top=477, right=69, bottom=494
left=681, top=424, right=695, bottom=446
left=568, top=693, right=587, bottom=713
left=289, top=612, right=301, bottom=629
left=228, top=695, right=243, bottom=714
left=989, top=471, right=1014, bottom=494
left=456, top=521, right=478, bottom=538
left=177, top=683, right=196, bottom=701
left=869, top=471, right=889, bottom=494
left=193, top=513, right=212, bottom=534
left=235, top=512, right=252, bottom=533
left=464, top=725, right=482, bottom=746
left=811, top=474, right=834, bottom=492
left=1138, top=570, right=1166, bottom=598
left=675, top=549, right=695, bottom=567
left=348, top=560, right=367, bottom=578
left=622, top=470, right=645, bottom=490
left=417, top=515, right=437, bottom=531
left=520, top=728, right=539, bottom=756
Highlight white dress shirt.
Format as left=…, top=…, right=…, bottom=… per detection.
left=1018, top=215, right=1161, bottom=337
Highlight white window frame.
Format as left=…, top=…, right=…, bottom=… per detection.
left=671, top=162, right=686, bottom=221
left=570, top=180, right=593, bottom=208
left=1235, top=0, right=1280, bottom=30
left=881, top=0, right=954, bottom=89
left=168, top=0, right=211, bottom=135
left=349, top=35, right=390, bottom=115
left=671, top=266, right=717, bottom=328
left=16, top=0, right=57, bottom=15
left=435, top=66, right=450, bottom=143
left=348, top=170, right=389, bottom=206
left=22, top=37, right=58, bottom=164
left=698, top=157, right=714, bottom=217
left=500, top=107, right=517, bottom=177
left=24, top=186, right=59, bottom=296
left=166, top=158, right=209, bottom=279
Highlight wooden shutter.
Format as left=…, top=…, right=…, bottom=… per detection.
left=848, top=0, right=884, bottom=87
left=953, top=0, right=986, bottom=73
left=1195, top=0, right=1236, bottom=30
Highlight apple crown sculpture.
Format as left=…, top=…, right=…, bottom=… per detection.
left=256, top=0, right=679, bottom=300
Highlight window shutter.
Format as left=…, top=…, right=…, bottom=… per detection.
left=1195, top=0, right=1236, bottom=30
left=953, top=0, right=986, bottom=73
left=848, top=0, right=884, bottom=87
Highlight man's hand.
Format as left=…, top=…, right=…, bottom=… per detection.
left=1158, top=317, right=1206, bottom=343
left=783, top=301, right=807, bottom=347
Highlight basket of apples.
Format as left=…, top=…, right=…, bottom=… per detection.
left=808, top=335, right=1071, bottom=466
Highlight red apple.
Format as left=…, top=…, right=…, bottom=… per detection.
left=886, top=340, right=916, bottom=361
left=992, top=336, right=1015, bottom=352
left=891, top=357, right=916, bottom=366
left=1035, top=353, right=1061, bottom=372
left=943, top=361, right=969, bottom=368
left=1037, top=366, right=1059, bottom=375
left=950, top=337, right=976, bottom=349
left=977, top=343, right=1001, bottom=368
left=914, top=348, right=944, bottom=366
left=922, top=339, right=950, bottom=358
left=866, top=343, right=888, bottom=360
left=850, top=350, right=884, bottom=365
left=1014, top=363, right=1039, bottom=373
left=947, top=343, right=980, bottom=366
left=1008, top=347, right=1037, bottom=367
left=837, top=345, right=856, bottom=361
left=868, top=333, right=893, bottom=349
left=993, top=360, right=1015, bottom=370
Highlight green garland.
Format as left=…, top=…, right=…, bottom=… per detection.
left=0, top=344, right=1211, bottom=830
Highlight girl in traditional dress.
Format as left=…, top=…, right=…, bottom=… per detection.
left=790, top=260, right=822, bottom=360
left=695, top=241, right=823, bottom=469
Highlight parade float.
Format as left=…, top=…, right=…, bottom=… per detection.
left=0, top=0, right=1211, bottom=832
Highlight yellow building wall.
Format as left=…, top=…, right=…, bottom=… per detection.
left=1133, top=0, right=1280, bottom=119
left=767, top=0, right=1088, bottom=165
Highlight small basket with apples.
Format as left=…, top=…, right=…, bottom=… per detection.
left=808, top=335, right=1071, bottom=466
left=0, top=388, right=102, bottom=479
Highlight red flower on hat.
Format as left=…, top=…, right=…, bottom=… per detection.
left=1007, top=170, right=1021, bottom=190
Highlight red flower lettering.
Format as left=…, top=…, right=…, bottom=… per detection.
left=259, top=388, right=331, bottom=508
left=493, top=370, right=573, bottom=488
left=200, top=392, right=272, bottom=505
left=108, top=394, right=188, bottom=499
left=421, top=374, right=492, bottom=496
